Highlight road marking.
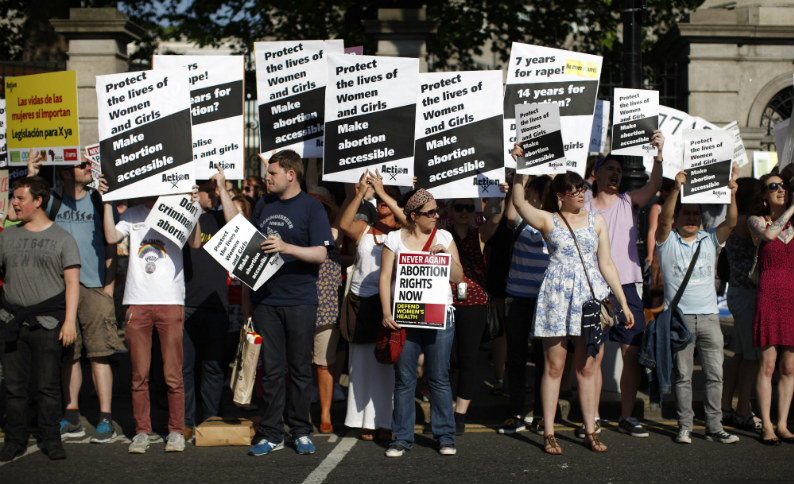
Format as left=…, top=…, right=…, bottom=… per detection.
left=302, top=437, right=357, bottom=484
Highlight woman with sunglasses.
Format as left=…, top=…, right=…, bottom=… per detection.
left=748, top=171, right=794, bottom=445
left=338, top=170, right=405, bottom=443
left=380, top=188, right=463, bottom=457
left=446, top=198, right=492, bottom=434
left=512, top=167, right=634, bottom=455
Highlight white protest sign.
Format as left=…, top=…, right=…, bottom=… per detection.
left=681, top=129, right=733, bottom=204
left=84, top=143, right=101, bottom=189
left=323, top=53, right=418, bottom=186
left=393, top=252, right=450, bottom=330
left=144, top=194, right=201, bottom=248
left=646, top=105, right=693, bottom=179
left=0, top=100, right=6, bottom=167
left=96, top=69, right=194, bottom=201
left=773, top=118, right=793, bottom=170
left=754, top=151, right=778, bottom=178
left=503, top=42, right=602, bottom=176
left=153, top=55, right=244, bottom=180
left=589, top=99, right=609, bottom=154
left=515, top=103, right=566, bottom=175
left=722, top=121, right=750, bottom=168
left=204, top=213, right=283, bottom=291
left=254, top=41, right=343, bottom=158
left=611, top=88, right=658, bottom=156
left=692, top=116, right=719, bottom=131
left=413, top=71, right=504, bottom=199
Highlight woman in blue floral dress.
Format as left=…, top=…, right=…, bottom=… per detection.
left=512, top=166, right=634, bottom=455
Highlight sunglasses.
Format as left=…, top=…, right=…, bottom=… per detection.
left=77, top=161, right=91, bottom=169
left=452, top=204, right=475, bottom=213
left=766, top=182, right=789, bottom=192
left=563, top=187, right=586, bottom=197
left=417, top=209, right=438, bottom=218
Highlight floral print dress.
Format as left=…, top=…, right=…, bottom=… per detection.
left=531, top=212, right=609, bottom=338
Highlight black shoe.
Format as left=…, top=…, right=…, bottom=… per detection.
left=0, top=443, right=25, bottom=462
left=454, top=412, right=465, bottom=436
left=43, top=441, right=67, bottom=460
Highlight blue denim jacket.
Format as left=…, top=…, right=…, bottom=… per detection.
left=639, top=305, right=693, bottom=406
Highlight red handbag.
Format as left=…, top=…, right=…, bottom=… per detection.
left=374, top=227, right=437, bottom=364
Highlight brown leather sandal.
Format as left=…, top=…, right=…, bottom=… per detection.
left=585, top=432, right=607, bottom=452
left=544, top=434, right=563, bottom=455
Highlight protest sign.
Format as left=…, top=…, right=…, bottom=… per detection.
left=254, top=41, right=343, bottom=158
left=414, top=71, right=504, bottom=199
left=324, top=53, right=418, bottom=186
left=648, top=105, right=694, bottom=179
left=722, top=121, right=750, bottom=168
left=84, top=143, right=101, bottom=189
left=681, top=129, right=733, bottom=204
left=96, top=69, right=194, bottom=201
left=204, top=213, right=283, bottom=291
left=393, top=252, right=450, bottom=330
left=515, top=103, right=565, bottom=175
left=773, top=118, right=793, bottom=170
left=0, top=170, right=8, bottom=220
left=692, top=116, right=719, bottom=131
left=503, top=42, right=602, bottom=176
left=589, top=100, right=610, bottom=154
left=144, top=194, right=201, bottom=248
left=0, top=100, right=6, bottom=167
left=153, top=55, right=245, bottom=180
left=611, top=88, right=658, bottom=156
left=5, top=71, right=80, bottom=165
left=754, top=151, right=778, bottom=178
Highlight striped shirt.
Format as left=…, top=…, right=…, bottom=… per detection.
left=505, top=219, right=550, bottom=298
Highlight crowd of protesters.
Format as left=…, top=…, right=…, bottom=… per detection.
left=1, top=136, right=793, bottom=462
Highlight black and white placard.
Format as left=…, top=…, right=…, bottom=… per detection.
left=96, top=69, right=194, bottom=201
left=611, top=88, right=658, bottom=156
left=503, top=42, right=602, bottom=176
left=393, top=252, right=451, bottom=330
left=204, top=213, right=284, bottom=291
left=414, top=71, right=504, bottom=199
left=0, top=100, right=6, bottom=167
left=323, top=53, right=418, bottom=186
left=588, top=100, right=610, bottom=154
left=144, top=194, right=201, bottom=248
left=681, top=129, right=733, bottom=204
left=722, top=121, right=750, bottom=169
left=254, top=41, right=343, bottom=158
left=84, top=142, right=101, bottom=189
left=515, top=103, right=566, bottom=175
left=153, top=55, right=244, bottom=180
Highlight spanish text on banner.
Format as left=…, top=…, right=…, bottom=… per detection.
left=5, top=71, right=80, bottom=165
left=96, top=68, right=195, bottom=201
left=153, top=55, right=245, bottom=180
left=414, top=71, right=504, bottom=199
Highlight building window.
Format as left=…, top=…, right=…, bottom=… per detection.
left=760, top=86, right=793, bottom=151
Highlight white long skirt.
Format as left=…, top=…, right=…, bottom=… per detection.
left=344, top=342, right=394, bottom=430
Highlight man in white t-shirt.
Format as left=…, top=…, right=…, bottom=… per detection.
left=103, top=194, right=201, bottom=454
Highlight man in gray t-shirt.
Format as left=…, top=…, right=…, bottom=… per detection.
left=0, top=176, right=81, bottom=462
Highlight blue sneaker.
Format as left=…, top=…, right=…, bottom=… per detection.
left=248, top=438, right=284, bottom=456
left=59, top=419, right=85, bottom=439
left=90, top=418, right=117, bottom=444
left=295, top=436, right=315, bottom=455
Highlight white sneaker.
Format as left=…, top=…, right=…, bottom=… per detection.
left=128, top=433, right=150, bottom=454
left=675, top=428, right=692, bottom=444
left=705, top=430, right=739, bottom=444
left=165, top=432, right=186, bottom=452
left=385, top=444, right=407, bottom=457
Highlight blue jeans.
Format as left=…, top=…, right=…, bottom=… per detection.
left=253, top=304, right=316, bottom=443
left=392, top=313, right=455, bottom=448
left=183, top=306, right=230, bottom=428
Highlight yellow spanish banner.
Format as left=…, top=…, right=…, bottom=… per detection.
left=5, top=70, right=80, bottom=165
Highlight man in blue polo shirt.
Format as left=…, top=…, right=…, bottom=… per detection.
left=655, top=169, right=739, bottom=445
left=244, top=149, right=334, bottom=457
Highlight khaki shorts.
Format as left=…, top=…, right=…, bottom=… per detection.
left=313, top=326, right=340, bottom=366
left=73, top=285, right=123, bottom=360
